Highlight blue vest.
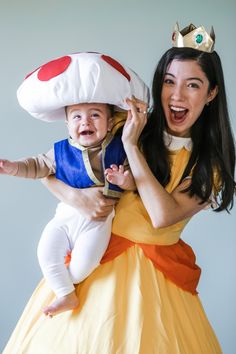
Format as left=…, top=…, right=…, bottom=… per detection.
left=54, top=135, right=127, bottom=198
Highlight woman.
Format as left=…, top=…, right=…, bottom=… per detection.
left=3, top=25, right=235, bottom=353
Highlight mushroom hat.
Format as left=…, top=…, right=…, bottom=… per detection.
left=17, top=52, right=149, bottom=122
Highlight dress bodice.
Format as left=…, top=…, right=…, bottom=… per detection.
left=112, top=146, right=192, bottom=245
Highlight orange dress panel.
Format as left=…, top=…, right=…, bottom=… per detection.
left=101, top=233, right=201, bottom=294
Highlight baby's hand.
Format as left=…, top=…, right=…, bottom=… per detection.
left=105, top=164, right=127, bottom=186
left=0, top=159, right=18, bottom=175
left=105, top=164, right=135, bottom=190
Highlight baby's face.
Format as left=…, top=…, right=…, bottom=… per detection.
left=66, top=103, right=113, bottom=147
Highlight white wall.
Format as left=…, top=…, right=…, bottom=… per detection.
left=0, top=0, right=235, bottom=353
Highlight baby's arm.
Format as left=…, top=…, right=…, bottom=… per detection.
left=0, top=149, right=55, bottom=179
left=0, top=159, right=18, bottom=175
left=105, top=164, right=136, bottom=191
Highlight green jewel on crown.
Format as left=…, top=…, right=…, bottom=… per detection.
left=195, top=33, right=203, bottom=44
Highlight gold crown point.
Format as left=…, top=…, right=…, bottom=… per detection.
left=210, top=26, right=215, bottom=42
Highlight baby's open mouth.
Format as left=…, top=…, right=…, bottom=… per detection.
left=80, top=130, right=94, bottom=135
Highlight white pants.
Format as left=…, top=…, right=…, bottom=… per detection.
left=37, top=202, right=114, bottom=298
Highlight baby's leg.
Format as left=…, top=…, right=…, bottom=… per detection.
left=37, top=219, right=79, bottom=316
left=68, top=211, right=114, bottom=283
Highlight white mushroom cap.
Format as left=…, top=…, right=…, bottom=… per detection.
left=17, top=52, right=149, bottom=122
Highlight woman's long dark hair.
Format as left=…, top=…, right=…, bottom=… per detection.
left=140, top=47, right=235, bottom=212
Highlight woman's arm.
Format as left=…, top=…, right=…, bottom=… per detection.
left=41, top=175, right=116, bottom=220
left=122, top=97, right=208, bottom=228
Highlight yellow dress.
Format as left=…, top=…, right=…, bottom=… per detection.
left=3, top=147, right=222, bottom=354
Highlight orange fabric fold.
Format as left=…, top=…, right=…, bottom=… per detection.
left=100, top=234, right=134, bottom=262
left=101, top=233, right=201, bottom=295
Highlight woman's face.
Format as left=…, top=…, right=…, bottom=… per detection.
left=161, top=59, right=217, bottom=137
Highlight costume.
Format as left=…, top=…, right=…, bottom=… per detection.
left=15, top=133, right=127, bottom=298
left=16, top=52, right=149, bottom=122
left=55, top=134, right=126, bottom=198
left=3, top=135, right=222, bottom=353
left=4, top=39, right=223, bottom=352
left=11, top=51, right=149, bottom=301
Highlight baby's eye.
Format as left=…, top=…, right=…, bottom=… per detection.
left=91, top=113, right=100, bottom=118
left=73, top=115, right=81, bottom=120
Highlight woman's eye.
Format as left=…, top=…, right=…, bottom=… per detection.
left=73, top=115, right=81, bottom=120
left=163, top=78, right=174, bottom=85
left=188, top=83, right=200, bottom=89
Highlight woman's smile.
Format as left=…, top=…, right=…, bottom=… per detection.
left=169, top=105, right=189, bottom=123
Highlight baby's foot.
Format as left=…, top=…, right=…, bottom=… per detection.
left=43, top=291, right=79, bottom=317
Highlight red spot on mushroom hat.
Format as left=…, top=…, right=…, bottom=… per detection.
left=17, top=52, right=149, bottom=122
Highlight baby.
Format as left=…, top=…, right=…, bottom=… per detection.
left=0, top=101, right=136, bottom=316
left=0, top=52, right=149, bottom=317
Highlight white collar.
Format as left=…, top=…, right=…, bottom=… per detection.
left=163, top=131, right=192, bottom=151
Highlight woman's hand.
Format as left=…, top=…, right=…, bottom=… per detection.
left=42, top=175, right=116, bottom=220
left=122, top=96, right=148, bottom=148
left=72, top=187, right=117, bottom=220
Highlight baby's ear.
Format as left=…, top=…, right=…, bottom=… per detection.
left=108, top=116, right=114, bottom=131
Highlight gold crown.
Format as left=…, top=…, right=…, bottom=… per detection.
left=172, top=22, right=215, bottom=53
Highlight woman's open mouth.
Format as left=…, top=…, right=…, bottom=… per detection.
left=170, top=106, right=188, bottom=122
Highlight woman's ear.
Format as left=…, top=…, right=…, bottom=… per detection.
left=207, top=86, right=218, bottom=104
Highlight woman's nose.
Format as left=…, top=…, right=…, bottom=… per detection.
left=171, top=84, right=185, bottom=101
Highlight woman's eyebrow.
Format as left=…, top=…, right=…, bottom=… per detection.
left=164, top=72, right=175, bottom=77
left=164, top=72, right=204, bottom=84
left=186, top=77, right=204, bottom=84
